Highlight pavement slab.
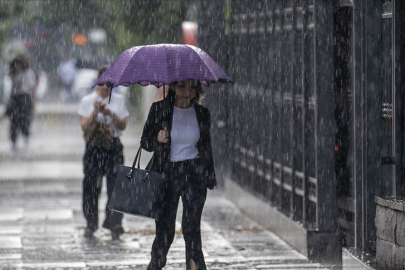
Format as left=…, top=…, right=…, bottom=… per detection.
left=0, top=184, right=331, bottom=270
left=0, top=102, right=331, bottom=270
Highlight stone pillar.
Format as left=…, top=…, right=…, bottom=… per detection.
left=375, top=196, right=405, bottom=269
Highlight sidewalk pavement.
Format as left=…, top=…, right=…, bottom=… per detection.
left=0, top=101, right=331, bottom=270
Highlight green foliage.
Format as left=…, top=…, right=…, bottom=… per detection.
left=99, top=0, right=183, bottom=54
left=34, top=0, right=105, bottom=29
left=1, top=0, right=184, bottom=59
left=32, top=0, right=184, bottom=55
left=0, top=1, right=21, bottom=62
left=0, top=0, right=186, bottom=111
left=92, top=0, right=184, bottom=108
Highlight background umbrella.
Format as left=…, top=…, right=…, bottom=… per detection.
left=94, top=43, right=232, bottom=88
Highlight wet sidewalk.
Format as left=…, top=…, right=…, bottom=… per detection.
left=0, top=102, right=330, bottom=270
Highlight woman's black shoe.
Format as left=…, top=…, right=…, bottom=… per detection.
left=111, top=231, right=121, bottom=240
left=84, top=228, right=94, bottom=239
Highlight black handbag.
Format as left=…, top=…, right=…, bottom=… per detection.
left=107, top=146, right=167, bottom=220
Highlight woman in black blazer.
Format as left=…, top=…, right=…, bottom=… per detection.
left=141, top=79, right=216, bottom=270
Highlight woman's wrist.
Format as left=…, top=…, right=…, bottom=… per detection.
left=90, top=110, right=98, bottom=122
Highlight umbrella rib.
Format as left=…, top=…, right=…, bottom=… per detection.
left=186, top=45, right=219, bottom=83
left=97, top=48, right=138, bottom=88
left=116, top=47, right=144, bottom=87
left=163, top=45, right=169, bottom=87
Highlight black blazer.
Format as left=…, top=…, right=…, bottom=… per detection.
left=141, top=94, right=217, bottom=189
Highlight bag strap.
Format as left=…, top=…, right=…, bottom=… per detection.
left=127, top=146, right=141, bottom=179
left=127, top=146, right=156, bottom=179
left=145, top=153, right=155, bottom=171
left=131, top=146, right=142, bottom=170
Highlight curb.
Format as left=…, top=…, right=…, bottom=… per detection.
left=0, top=103, right=80, bottom=117
left=35, top=103, right=80, bottom=116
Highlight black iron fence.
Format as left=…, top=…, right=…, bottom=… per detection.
left=202, top=0, right=336, bottom=232
left=198, top=0, right=405, bottom=257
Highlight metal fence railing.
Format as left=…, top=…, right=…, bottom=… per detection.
left=198, top=0, right=405, bottom=256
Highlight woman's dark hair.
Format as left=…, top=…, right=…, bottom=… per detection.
left=21, top=56, right=30, bottom=70
left=98, top=65, right=109, bottom=78
left=168, top=80, right=205, bottom=104
left=9, top=57, right=24, bottom=76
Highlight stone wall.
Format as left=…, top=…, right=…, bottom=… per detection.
left=375, top=196, right=405, bottom=269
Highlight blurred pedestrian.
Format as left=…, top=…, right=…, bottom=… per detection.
left=6, top=56, right=36, bottom=150
left=57, top=52, right=77, bottom=101
left=141, top=79, right=217, bottom=270
left=78, top=66, right=129, bottom=240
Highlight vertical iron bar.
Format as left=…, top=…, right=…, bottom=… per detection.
left=364, top=0, right=382, bottom=252
left=352, top=0, right=364, bottom=251
left=394, top=0, right=405, bottom=197
left=313, top=0, right=336, bottom=230
left=302, top=0, right=310, bottom=225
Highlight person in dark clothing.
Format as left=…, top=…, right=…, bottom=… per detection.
left=78, top=66, right=129, bottom=240
left=7, top=57, right=36, bottom=150
left=141, top=79, right=217, bottom=270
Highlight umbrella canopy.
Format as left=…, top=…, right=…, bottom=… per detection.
left=95, top=44, right=232, bottom=88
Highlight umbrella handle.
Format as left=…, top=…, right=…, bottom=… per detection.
left=108, top=86, right=112, bottom=104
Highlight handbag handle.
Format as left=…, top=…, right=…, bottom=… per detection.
left=127, top=146, right=155, bottom=180
left=131, top=146, right=142, bottom=170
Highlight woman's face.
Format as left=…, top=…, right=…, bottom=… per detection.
left=174, top=79, right=197, bottom=102
left=97, top=83, right=111, bottom=98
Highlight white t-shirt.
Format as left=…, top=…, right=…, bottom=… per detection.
left=11, top=69, right=36, bottom=95
left=57, top=58, right=77, bottom=85
left=78, top=91, right=129, bottom=137
left=170, top=105, right=200, bottom=162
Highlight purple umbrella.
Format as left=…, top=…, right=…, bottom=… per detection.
left=95, top=44, right=232, bottom=88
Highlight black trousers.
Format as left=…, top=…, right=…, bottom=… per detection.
left=148, top=159, right=207, bottom=270
left=8, top=94, right=32, bottom=143
left=82, top=138, right=124, bottom=234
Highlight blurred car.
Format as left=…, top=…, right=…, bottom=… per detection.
left=36, top=71, right=48, bottom=100
left=71, top=68, right=128, bottom=101
left=71, top=68, right=98, bottom=101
